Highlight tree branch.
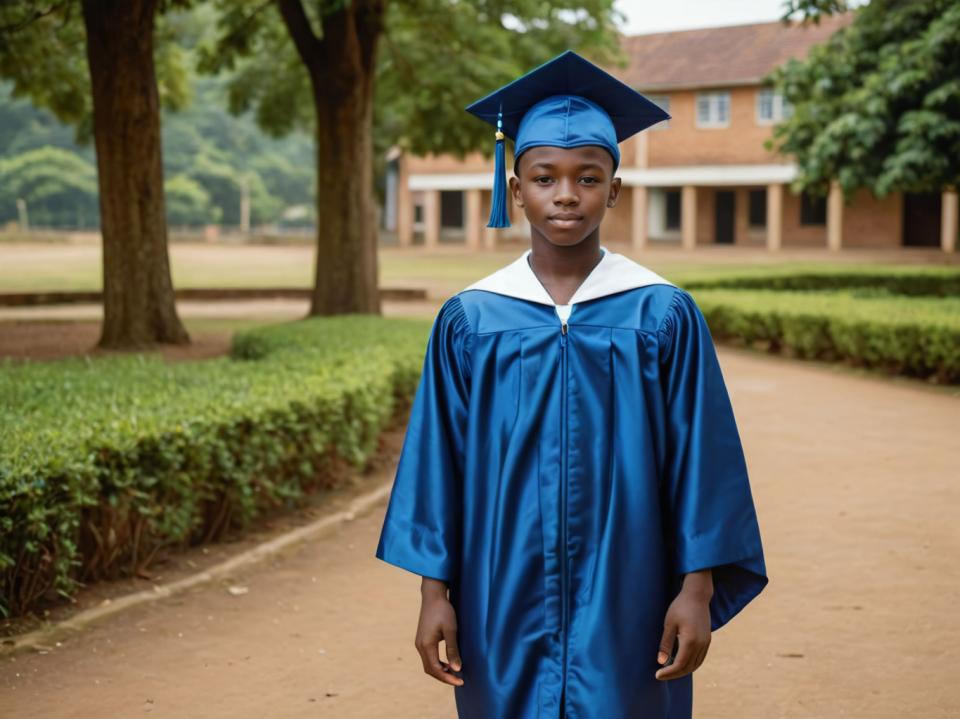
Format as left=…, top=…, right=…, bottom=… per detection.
left=353, top=0, right=385, bottom=74
left=0, top=0, right=72, bottom=33
left=215, top=0, right=273, bottom=53
left=275, top=0, right=321, bottom=70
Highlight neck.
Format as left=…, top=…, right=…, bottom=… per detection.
left=527, top=232, right=604, bottom=305
left=528, top=232, right=603, bottom=282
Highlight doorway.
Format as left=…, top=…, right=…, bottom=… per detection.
left=715, top=190, right=735, bottom=244
left=902, top=192, right=941, bottom=247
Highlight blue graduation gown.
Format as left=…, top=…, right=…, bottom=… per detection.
left=375, top=246, right=768, bottom=718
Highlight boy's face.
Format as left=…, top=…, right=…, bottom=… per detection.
left=509, top=144, right=622, bottom=248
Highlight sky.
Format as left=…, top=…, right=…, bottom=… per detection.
left=614, top=0, right=798, bottom=35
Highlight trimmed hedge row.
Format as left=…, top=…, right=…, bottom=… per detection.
left=692, top=289, right=960, bottom=382
left=0, top=315, right=430, bottom=619
left=679, top=266, right=960, bottom=297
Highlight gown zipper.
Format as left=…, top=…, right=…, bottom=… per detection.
left=559, top=317, right=569, bottom=716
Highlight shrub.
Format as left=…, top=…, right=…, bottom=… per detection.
left=679, top=266, right=960, bottom=297
left=693, top=289, right=960, bottom=382
left=0, top=315, right=429, bottom=619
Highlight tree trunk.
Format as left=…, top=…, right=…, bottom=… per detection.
left=278, top=0, right=384, bottom=316
left=82, top=0, right=190, bottom=349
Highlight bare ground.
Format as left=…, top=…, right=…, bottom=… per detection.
left=1, top=345, right=958, bottom=718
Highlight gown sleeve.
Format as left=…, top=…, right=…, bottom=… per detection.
left=374, top=294, right=473, bottom=584
left=657, top=288, right=769, bottom=631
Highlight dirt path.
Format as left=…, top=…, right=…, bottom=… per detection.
left=2, top=347, right=958, bottom=718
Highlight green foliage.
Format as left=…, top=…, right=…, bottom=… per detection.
left=0, top=73, right=314, bottom=227
left=780, top=0, right=852, bottom=23
left=0, top=4, right=314, bottom=228
left=0, top=314, right=430, bottom=618
left=0, top=146, right=99, bottom=227
left=164, top=174, right=221, bottom=226
left=375, top=0, right=624, bottom=160
left=0, top=1, right=193, bottom=145
left=688, top=283, right=960, bottom=383
left=199, top=0, right=624, bottom=167
left=768, top=0, right=960, bottom=200
left=680, top=266, right=960, bottom=296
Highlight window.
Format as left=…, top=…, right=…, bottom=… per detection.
left=414, top=205, right=423, bottom=223
left=748, top=189, right=767, bottom=227
left=800, top=191, right=827, bottom=225
left=665, top=190, right=681, bottom=230
left=695, top=91, right=730, bottom=128
left=756, top=88, right=793, bottom=124
left=647, top=94, right=671, bottom=130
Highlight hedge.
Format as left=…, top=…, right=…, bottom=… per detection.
left=692, top=289, right=960, bottom=382
left=3, top=269, right=956, bottom=618
left=0, top=315, right=430, bottom=619
left=678, top=266, right=960, bottom=297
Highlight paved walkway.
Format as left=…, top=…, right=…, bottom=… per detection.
left=2, top=346, right=958, bottom=718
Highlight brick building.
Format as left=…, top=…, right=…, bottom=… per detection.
left=383, top=15, right=958, bottom=253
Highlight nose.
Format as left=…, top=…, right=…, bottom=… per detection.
left=553, top=177, right=579, bottom=206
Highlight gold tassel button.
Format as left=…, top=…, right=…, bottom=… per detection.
left=495, top=130, right=504, bottom=140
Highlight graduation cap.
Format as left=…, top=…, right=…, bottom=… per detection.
left=465, top=50, right=671, bottom=228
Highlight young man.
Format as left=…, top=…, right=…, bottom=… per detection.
left=375, top=50, right=768, bottom=719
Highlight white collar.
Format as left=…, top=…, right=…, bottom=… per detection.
left=461, top=244, right=675, bottom=308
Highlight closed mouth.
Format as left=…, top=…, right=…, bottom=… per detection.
left=549, top=214, right=583, bottom=221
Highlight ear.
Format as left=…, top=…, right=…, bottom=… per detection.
left=606, top=177, right=623, bottom=208
left=509, top=176, right=523, bottom=207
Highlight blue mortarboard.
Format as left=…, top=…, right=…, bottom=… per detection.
left=465, top=50, right=670, bottom=228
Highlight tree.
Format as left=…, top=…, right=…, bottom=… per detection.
left=200, top=0, right=622, bottom=316
left=0, top=146, right=99, bottom=227
left=165, top=173, right=220, bottom=226
left=0, top=1, right=192, bottom=349
left=768, top=0, right=960, bottom=200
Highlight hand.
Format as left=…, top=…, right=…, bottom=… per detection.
left=655, top=570, right=713, bottom=681
left=414, top=577, right=464, bottom=686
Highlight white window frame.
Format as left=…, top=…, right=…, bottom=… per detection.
left=647, top=94, right=671, bottom=130
left=756, top=88, right=792, bottom=124
left=695, top=91, right=730, bottom=128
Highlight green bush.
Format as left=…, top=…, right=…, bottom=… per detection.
left=0, top=315, right=429, bottom=619
left=692, top=289, right=960, bottom=382
left=679, top=266, right=960, bottom=297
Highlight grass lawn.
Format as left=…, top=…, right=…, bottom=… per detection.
left=1, top=241, right=956, bottom=293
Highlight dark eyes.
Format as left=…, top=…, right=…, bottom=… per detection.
left=533, top=176, right=600, bottom=185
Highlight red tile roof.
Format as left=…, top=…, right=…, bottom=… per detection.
left=616, top=14, right=855, bottom=91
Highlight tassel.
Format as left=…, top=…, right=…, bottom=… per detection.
left=487, top=106, right=511, bottom=228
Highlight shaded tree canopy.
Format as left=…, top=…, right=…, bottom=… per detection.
left=768, top=0, right=960, bottom=200
left=0, top=4, right=315, bottom=228
left=0, top=145, right=98, bottom=227
left=199, top=0, right=624, bottom=168
left=0, top=0, right=192, bottom=143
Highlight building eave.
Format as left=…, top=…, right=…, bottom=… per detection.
left=408, top=164, right=798, bottom=191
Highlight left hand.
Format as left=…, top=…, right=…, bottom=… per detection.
left=654, top=570, right=713, bottom=680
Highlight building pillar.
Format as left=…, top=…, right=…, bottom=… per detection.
left=631, top=185, right=649, bottom=251
left=424, top=189, right=440, bottom=249
left=465, top=189, right=482, bottom=250
left=827, top=180, right=843, bottom=251
left=635, top=132, right=649, bottom=168
left=483, top=224, right=497, bottom=250
left=766, top=183, right=783, bottom=251
left=681, top=185, right=697, bottom=250
left=397, top=162, right=413, bottom=248
left=941, top=186, right=958, bottom=254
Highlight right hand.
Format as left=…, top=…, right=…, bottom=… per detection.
left=415, top=578, right=464, bottom=686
